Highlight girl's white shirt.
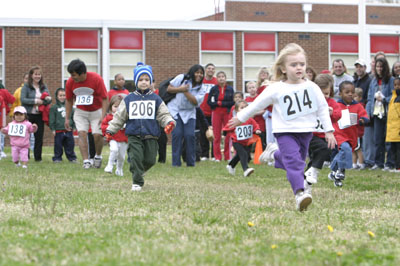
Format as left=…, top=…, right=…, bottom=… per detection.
left=237, top=80, right=334, bottom=134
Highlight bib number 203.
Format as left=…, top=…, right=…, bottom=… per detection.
left=279, top=89, right=317, bottom=120
left=235, top=125, right=253, bottom=141
left=129, top=101, right=156, bottom=119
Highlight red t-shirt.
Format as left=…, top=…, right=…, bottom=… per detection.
left=107, top=88, right=129, bottom=101
left=223, top=118, right=260, bottom=146
left=66, top=72, right=107, bottom=111
left=200, top=77, right=218, bottom=117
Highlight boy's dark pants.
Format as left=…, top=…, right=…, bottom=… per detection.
left=53, top=131, right=77, bottom=161
left=307, top=135, right=331, bottom=170
left=157, top=128, right=167, bottom=163
left=128, top=135, right=158, bottom=186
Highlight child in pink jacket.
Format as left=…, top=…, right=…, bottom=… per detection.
left=1, top=106, right=37, bottom=168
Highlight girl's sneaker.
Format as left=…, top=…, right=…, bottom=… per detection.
left=243, top=168, right=254, bottom=177
left=22, top=165, right=27, bottom=169
left=295, top=191, right=312, bottom=211
left=15, top=162, right=21, bottom=167
left=259, top=143, right=278, bottom=163
left=226, top=165, right=235, bottom=175
left=131, top=184, right=142, bottom=192
left=304, top=179, right=312, bottom=195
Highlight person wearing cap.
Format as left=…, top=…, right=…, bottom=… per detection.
left=353, top=59, right=374, bottom=169
left=1, top=106, right=37, bottom=168
left=167, top=64, right=206, bottom=167
left=106, top=63, right=176, bottom=191
left=64, top=59, right=108, bottom=169
left=331, top=59, right=354, bottom=101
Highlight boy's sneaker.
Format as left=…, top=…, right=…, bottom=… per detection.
left=295, top=191, right=312, bottom=211
left=243, top=168, right=254, bottom=177
left=93, top=156, right=102, bottom=168
left=226, top=165, right=236, bottom=176
left=369, top=164, right=380, bottom=170
left=115, top=168, right=124, bottom=176
left=304, top=167, right=319, bottom=184
left=83, top=160, right=92, bottom=169
left=200, top=157, right=208, bottom=161
left=303, top=180, right=312, bottom=195
left=328, top=171, right=336, bottom=181
left=131, top=184, right=142, bottom=192
left=70, top=159, right=77, bottom=164
left=334, top=179, right=343, bottom=187
left=335, top=169, right=345, bottom=180
left=104, top=165, right=113, bottom=174
left=259, top=142, right=278, bottom=163
left=382, top=166, right=393, bottom=171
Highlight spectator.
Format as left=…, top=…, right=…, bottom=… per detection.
left=332, top=59, right=354, bottom=101
left=392, top=61, right=400, bottom=78
left=0, top=82, right=16, bottom=158
left=306, top=66, right=317, bottom=82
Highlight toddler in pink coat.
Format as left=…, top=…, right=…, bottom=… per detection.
left=1, top=106, right=37, bottom=168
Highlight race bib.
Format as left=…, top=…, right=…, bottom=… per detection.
left=8, top=124, right=27, bottom=137
left=129, top=100, right=156, bottom=119
left=235, top=124, right=253, bottom=141
left=278, top=88, right=317, bottom=121
left=76, top=95, right=93, bottom=105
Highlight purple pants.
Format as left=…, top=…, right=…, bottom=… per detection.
left=274, top=132, right=313, bottom=195
left=12, top=146, right=29, bottom=163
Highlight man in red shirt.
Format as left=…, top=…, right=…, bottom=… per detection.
left=64, top=59, right=108, bottom=169
left=199, top=63, right=218, bottom=161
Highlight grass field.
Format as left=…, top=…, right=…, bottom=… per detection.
left=0, top=146, right=399, bottom=265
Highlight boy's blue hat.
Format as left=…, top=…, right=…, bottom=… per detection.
left=134, top=62, right=153, bottom=87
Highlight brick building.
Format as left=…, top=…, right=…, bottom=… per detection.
left=0, top=0, right=399, bottom=145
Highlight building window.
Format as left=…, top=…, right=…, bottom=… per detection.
left=109, top=30, right=143, bottom=91
left=243, top=32, right=276, bottom=91
left=0, top=29, right=3, bottom=86
left=200, top=32, right=235, bottom=88
left=330, top=34, right=358, bottom=73
left=370, top=35, right=399, bottom=67
left=63, top=30, right=100, bottom=84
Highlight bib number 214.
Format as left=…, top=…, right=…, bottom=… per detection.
left=278, top=88, right=317, bottom=121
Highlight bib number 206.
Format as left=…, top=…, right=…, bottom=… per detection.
left=279, top=88, right=317, bottom=120
left=129, top=101, right=156, bottom=119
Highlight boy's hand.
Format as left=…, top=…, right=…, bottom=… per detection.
left=325, top=132, right=337, bottom=149
left=64, top=118, right=71, bottom=131
left=164, top=122, right=175, bottom=134
left=358, top=118, right=365, bottom=125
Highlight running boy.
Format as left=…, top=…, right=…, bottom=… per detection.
left=49, top=88, right=77, bottom=163
left=106, top=63, right=175, bottom=191
left=329, top=81, right=369, bottom=187
left=228, top=43, right=336, bottom=211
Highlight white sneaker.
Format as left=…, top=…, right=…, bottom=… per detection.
left=131, top=184, right=142, bottom=191
left=259, top=143, right=278, bottom=163
left=93, top=156, right=102, bottom=168
left=295, top=191, right=312, bottom=211
left=243, top=168, right=254, bottom=177
left=22, top=165, right=28, bottom=169
left=304, top=167, right=319, bottom=184
left=83, top=160, right=92, bottom=169
left=226, top=165, right=235, bottom=175
left=214, top=159, right=221, bottom=162
left=304, top=180, right=312, bottom=195
left=104, top=164, right=113, bottom=173
left=1, top=151, right=7, bottom=158
left=115, top=168, right=124, bottom=176
left=200, top=157, right=208, bottom=161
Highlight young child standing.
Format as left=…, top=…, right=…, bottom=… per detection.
left=101, top=95, right=128, bottom=176
left=107, top=73, right=129, bottom=100
left=49, top=88, right=77, bottom=163
left=224, top=100, right=261, bottom=177
left=106, top=64, right=175, bottom=191
left=228, top=43, right=336, bottom=211
left=305, top=74, right=341, bottom=185
left=329, top=81, right=369, bottom=187
left=1, top=106, right=37, bottom=168
left=352, top=87, right=366, bottom=169
left=246, top=81, right=267, bottom=150
left=386, top=77, right=400, bottom=172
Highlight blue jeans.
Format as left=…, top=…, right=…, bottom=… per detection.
left=330, top=142, right=353, bottom=171
left=362, top=126, right=375, bottom=166
left=0, top=132, right=5, bottom=153
left=172, top=115, right=196, bottom=167
left=53, top=131, right=77, bottom=161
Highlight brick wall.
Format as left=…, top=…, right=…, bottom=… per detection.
left=278, top=32, right=329, bottom=73
left=235, top=31, right=243, bottom=92
left=226, top=1, right=304, bottom=23
left=309, top=4, right=358, bottom=24
left=5, top=27, right=62, bottom=146
left=145, top=29, right=199, bottom=84
left=367, top=6, right=400, bottom=25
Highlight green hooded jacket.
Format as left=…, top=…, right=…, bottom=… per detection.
left=49, top=88, right=75, bottom=131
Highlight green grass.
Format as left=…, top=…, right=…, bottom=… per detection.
left=0, top=146, right=400, bottom=265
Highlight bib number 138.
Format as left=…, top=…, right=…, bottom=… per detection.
left=8, top=124, right=27, bottom=137
left=278, top=88, right=317, bottom=121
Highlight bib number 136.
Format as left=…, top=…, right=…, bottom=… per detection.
left=129, top=100, right=156, bottom=119
left=278, top=88, right=317, bottom=121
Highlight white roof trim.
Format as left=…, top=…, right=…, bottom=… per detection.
left=0, top=18, right=399, bottom=35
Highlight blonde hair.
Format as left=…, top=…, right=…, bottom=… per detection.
left=256, top=67, right=270, bottom=88
left=273, top=43, right=306, bottom=81
left=355, top=87, right=363, bottom=98
left=246, top=81, right=257, bottom=90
